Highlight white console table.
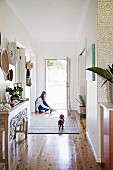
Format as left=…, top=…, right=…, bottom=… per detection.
left=0, top=99, right=30, bottom=170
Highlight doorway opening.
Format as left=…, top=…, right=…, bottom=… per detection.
left=45, top=59, right=67, bottom=111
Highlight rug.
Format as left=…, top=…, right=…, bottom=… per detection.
left=28, top=116, right=80, bottom=134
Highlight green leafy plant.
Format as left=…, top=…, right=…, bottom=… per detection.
left=17, top=86, right=23, bottom=96
left=86, top=64, right=113, bottom=87
left=76, top=95, right=86, bottom=107
left=6, top=86, right=23, bottom=101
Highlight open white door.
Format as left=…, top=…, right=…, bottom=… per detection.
left=45, top=59, right=67, bottom=109
left=67, top=57, right=71, bottom=112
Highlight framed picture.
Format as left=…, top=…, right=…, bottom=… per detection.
left=86, top=44, right=95, bottom=81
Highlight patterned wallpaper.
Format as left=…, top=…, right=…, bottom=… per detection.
left=97, top=0, right=113, bottom=102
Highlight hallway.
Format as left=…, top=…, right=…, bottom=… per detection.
left=0, top=112, right=104, bottom=170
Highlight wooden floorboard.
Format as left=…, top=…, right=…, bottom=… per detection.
left=0, top=111, right=105, bottom=170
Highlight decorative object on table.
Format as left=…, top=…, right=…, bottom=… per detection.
left=7, top=69, right=13, bottom=81
left=10, top=100, right=20, bottom=107
left=26, top=60, right=33, bottom=86
left=16, top=86, right=23, bottom=98
left=76, top=95, right=86, bottom=118
left=1, top=48, right=9, bottom=75
left=5, top=92, right=10, bottom=103
left=0, top=103, right=11, bottom=111
left=86, top=64, right=113, bottom=102
left=13, top=83, right=23, bottom=97
left=6, top=85, right=23, bottom=102
left=7, top=41, right=17, bottom=65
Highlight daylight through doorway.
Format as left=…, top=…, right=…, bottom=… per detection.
left=46, top=59, right=67, bottom=110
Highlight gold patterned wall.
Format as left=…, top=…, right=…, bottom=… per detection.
left=97, top=0, right=113, bottom=102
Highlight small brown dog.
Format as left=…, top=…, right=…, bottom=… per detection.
left=58, top=114, right=64, bottom=130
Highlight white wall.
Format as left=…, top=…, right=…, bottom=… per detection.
left=0, top=0, right=35, bottom=52
left=0, top=0, right=36, bottom=112
left=78, top=55, right=86, bottom=96
left=77, top=0, right=99, bottom=162
left=36, top=41, right=77, bottom=110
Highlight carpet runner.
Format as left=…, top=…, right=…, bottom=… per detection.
left=28, top=116, right=80, bottom=134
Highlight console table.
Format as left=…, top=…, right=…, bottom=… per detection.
left=100, top=102, right=113, bottom=170
left=0, top=99, right=30, bottom=170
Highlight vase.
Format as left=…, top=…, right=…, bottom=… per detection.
left=79, top=106, right=86, bottom=118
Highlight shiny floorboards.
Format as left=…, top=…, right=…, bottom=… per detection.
left=0, top=111, right=104, bottom=170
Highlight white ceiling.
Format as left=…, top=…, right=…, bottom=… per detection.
left=5, top=0, right=90, bottom=41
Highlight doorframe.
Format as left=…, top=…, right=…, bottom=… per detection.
left=45, top=59, right=68, bottom=110
left=67, top=57, right=71, bottom=111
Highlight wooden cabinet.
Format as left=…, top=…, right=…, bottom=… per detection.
left=100, top=103, right=113, bottom=170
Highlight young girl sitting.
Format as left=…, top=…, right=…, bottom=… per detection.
left=35, top=91, right=55, bottom=113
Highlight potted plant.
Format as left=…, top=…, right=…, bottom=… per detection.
left=76, top=95, right=86, bottom=118
left=86, top=64, right=113, bottom=102
left=6, top=86, right=23, bottom=101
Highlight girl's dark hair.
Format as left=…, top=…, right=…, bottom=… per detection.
left=40, top=91, right=46, bottom=101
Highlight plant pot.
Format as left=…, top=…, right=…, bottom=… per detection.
left=79, top=106, right=86, bottom=118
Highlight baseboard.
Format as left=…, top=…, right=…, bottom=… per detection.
left=86, top=131, right=102, bottom=163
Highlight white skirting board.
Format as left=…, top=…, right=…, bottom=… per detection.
left=86, top=131, right=102, bottom=163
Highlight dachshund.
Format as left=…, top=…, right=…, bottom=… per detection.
left=58, top=114, right=64, bottom=130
